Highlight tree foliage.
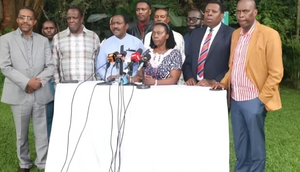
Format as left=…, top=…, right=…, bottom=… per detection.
left=0, top=0, right=45, bottom=33
left=0, top=0, right=299, bottom=88
left=257, top=0, right=300, bottom=88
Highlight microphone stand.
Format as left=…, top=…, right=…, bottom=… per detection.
left=123, top=64, right=137, bottom=86
left=127, top=64, right=133, bottom=76
left=136, top=66, right=150, bottom=89
left=117, top=59, right=137, bottom=86
left=97, top=62, right=113, bottom=85
left=115, top=58, right=125, bottom=85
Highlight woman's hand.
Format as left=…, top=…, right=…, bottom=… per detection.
left=129, top=75, right=142, bottom=83
left=144, top=75, right=156, bottom=85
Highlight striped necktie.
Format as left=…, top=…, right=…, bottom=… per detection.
left=197, top=28, right=213, bottom=78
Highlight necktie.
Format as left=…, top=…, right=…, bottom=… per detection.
left=197, top=28, right=213, bottom=78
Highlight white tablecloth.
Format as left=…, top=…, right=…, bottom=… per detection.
left=45, top=81, right=229, bottom=172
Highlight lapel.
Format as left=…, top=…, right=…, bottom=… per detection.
left=229, top=29, right=240, bottom=69
left=206, top=23, right=225, bottom=61
left=32, top=33, right=39, bottom=63
left=193, top=27, right=206, bottom=66
left=13, top=30, right=27, bottom=64
left=245, top=22, right=260, bottom=66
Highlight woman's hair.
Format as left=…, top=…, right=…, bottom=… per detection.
left=150, top=22, right=176, bottom=49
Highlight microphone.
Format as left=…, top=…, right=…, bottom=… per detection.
left=116, top=45, right=127, bottom=64
left=114, top=51, right=127, bottom=76
left=125, top=48, right=143, bottom=70
left=107, top=51, right=119, bottom=63
left=138, top=54, right=151, bottom=71
left=120, top=51, right=127, bottom=57
left=115, top=51, right=127, bottom=64
left=103, top=51, right=118, bottom=81
left=136, top=53, right=151, bottom=89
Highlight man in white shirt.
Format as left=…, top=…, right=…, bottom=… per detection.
left=143, top=8, right=185, bottom=84
left=96, top=14, right=145, bottom=80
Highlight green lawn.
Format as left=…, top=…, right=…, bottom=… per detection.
left=0, top=86, right=299, bottom=172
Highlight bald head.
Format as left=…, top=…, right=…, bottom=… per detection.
left=239, top=0, right=256, bottom=9
left=236, top=0, right=257, bottom=32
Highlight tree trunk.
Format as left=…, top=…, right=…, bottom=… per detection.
left=30, top=0, right=46, bottom=32
left=0, top=0, right=45, bottom=33
left=0, top=0, right=16, bottom=33
left=0, top=0, right=3, bottom=24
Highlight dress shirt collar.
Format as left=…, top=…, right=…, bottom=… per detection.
left=66, top=25, right=88, bottom=35
left=240, top=20, right=257, bottom=36
left=113, top=33, right=128, bottom=40
left=206, top=21, right=222, bottom=34
left=17, top=27, right=33, bottom=39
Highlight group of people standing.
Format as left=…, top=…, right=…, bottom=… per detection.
left=0, top=0, right=283, bottom=171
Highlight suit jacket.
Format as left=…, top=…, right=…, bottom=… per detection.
left=0, top=29, right=54, bottom=105
left=221, top=21, right=283, bottom=111
left=182, top=23, right=234, bottom=82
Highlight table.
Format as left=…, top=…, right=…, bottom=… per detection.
left=45, top=81, right=229, bottom=172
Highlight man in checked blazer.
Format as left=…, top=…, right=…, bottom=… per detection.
left=0, top=6, right=54, bottom=172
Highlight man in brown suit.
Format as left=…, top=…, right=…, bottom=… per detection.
left=212, top=0, right=283, bottom=172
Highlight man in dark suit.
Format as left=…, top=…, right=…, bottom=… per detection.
left=183, top=1, right=234, bottom=86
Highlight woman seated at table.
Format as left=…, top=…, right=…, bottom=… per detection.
left=129, top=22, right=182, bottom=85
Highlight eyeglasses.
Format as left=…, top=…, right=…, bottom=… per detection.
left=186, top=17, right=202, bottom=23
left=18, top=16, right=34, bottom=21
left=152, top=31, right=165, bottom=36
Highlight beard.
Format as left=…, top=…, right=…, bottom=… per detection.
left=186, top=24, right=203, bottom=33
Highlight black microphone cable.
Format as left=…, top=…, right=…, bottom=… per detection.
left=59, top=62, right=107, bottom=172
left=108, top=79, right=135, bottom=172
left=108, top=77, right=121, bottom=172
left=104, top=66, right=135, bottom=172
left=117, top=84, right=135, bottom=172
left=66, top=64, right=118, bottom=172
left=65, top=64, right=118, bottom=172
left=108, top=83, right=114, bottom=172
left=108, top=65, right=117, bottom=172
left=65, top=83, right=98, bottom=172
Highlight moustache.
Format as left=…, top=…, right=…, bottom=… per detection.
left=113, top=28, right=120, bottom=31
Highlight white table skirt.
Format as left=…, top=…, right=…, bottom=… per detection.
left=45, top=81, right=229, bottom=172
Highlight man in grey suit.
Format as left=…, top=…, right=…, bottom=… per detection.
left=0, top=6, right=54, bottom=172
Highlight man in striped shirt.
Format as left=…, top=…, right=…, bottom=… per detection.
left=52, top=5, right=101, bottom=84
left=212, top=0, right=283, bottom=171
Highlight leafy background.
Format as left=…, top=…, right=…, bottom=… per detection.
left=0, top=0, right=299, bottom=88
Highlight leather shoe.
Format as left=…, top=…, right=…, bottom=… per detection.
left=18, top=168, right=30, bottom=172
